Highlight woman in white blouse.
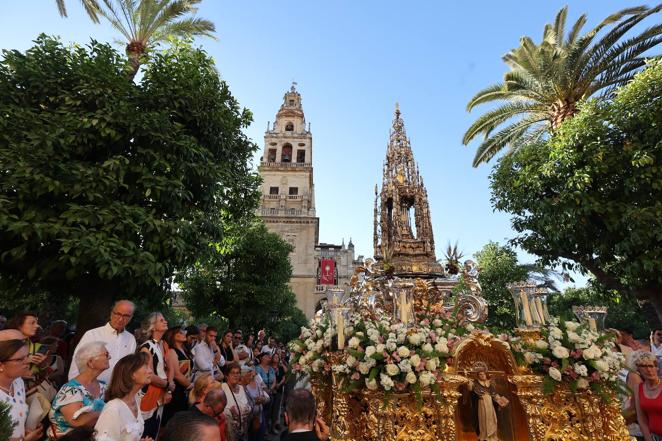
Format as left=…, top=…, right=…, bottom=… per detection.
left=222, top=362, right=251, bottom=441
left=95, top=352, right=154, bottom=441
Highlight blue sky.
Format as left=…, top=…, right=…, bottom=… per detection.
left=1, top=1, right=651, bottom=287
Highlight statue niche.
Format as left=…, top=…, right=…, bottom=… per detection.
left=453, top=332, right=528, bottom=441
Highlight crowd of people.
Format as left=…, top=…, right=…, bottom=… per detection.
left=0, top=302, right=329, bottom=441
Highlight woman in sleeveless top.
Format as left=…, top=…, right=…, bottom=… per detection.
left=634, top=351, right=662, bottom=441
left=162, top=327, right=192, bottom=424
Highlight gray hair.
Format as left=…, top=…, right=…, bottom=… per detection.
left=140, top=312, right=163, bottom=340
left=628, top=350, right=658, bottom=371
left=75, top=341, right=107, bottom=373
left=111, top=299, right=135, bottom=313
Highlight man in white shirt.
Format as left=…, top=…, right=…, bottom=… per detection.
left=261, top=336, right=277, bottom=355
left=234, top=330, right=252, bottom=367
left=68, top=300, right=137, bottom=384
left=193, top=326, right=224, bottom=380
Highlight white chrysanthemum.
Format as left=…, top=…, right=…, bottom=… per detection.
left=408, top=334, right=422, bottom=346
left=398, top=359, right=412, bottom=373
left=434, top=342, right=449, bottom=354
left=301, top=328, right=311, bottom=339
left=365, top=346, right=376, bottom=358
left=386, top=364, right=400, bottom=376
left=348, top=337, right=360, bottom=349
left=380, top=373, right=394, bottom=390
left=552, top=345, right=570, bottom=359
left=548, top=366, right=562, bottom=381
left=406, top=371, right=417, bottom=384
left=549, top=327, right=563, bottom=339
left=397, top=346, right=411, bottom=358
left=376, top=344, right=385, bottom=353
left=574, top=364, right=588, bottom=377
left=314, top=340, right=324, bottom=352
left=386, top=341, right=397, bottom=352
left=595, top=360, right=609, bottom=372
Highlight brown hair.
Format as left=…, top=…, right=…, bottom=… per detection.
left=6, top=312, right=37, bottom=331
left=0, top=339, right=27, bottom=362
left=164, top=326, right=182, bottom=349
left=105, top=352, right=150, bottom=401
left=225, top=361, right=240, bottom=376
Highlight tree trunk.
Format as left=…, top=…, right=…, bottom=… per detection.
left=71, top=277, right=118, bottom=348
left=642, top=290, right=662, bottom=330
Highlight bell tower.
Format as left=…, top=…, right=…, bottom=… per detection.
left=374, top=104, right=443, bottom=276
left=258, top=84, right=319, bottom=315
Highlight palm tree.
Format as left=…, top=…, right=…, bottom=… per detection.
left=56, top=0, right=101, bottom=22
left=463, top=5, right=662, bottom=167
left=58, top=0, right=216, bottom=79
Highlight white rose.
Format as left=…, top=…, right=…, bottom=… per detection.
left=397, top=346, right=411, bottom=358
left=376, top=344, right=385, bottom=353
left=346, top=355, right=357, bottom=367
left=422, top=343, right=433, bottom=353
left=386, top=341, right=397, bottom=352
left=419, top=371, right=433, bottom=387
left=595, top=360, right=609, bottom=372
left=534, top=340, right=549, bottom=350
left=406, top=371, right=417, bottom=384
left=565, top=321, right=580, bottom=332
left=366, top=378, right=378, bottom=390
left=434, top=342, right=449, bottom=354
left=548, top=366, right=562, bottom=382
left=433, top=319, right=442, bottom=327
left=314, top=340, right=324, bottom=352
left=408, top=334, right=422, bottom=346
left=425, top=359, right=437, bottom=371
left=348, top=337, right=360, bottom=349
left=380, top=373, right=394, bottom=390
left=567, top=331, right=581, bottom=343
left=549, top=327, right=563, bottom=339
left=312, top=359, right=323, bottom=372
left=358, top=362, right=371, bottom=375
left=410, top=354, right=421, bottom=368
left=577, top=378, right=589, bottom=389
left=365, top=346, right=376, bottom=358
left=386, top=364, right=400, bottom=376
left=552, top=345, right=570, bottom=359
left=583, top=345, right=601, bottom=360
left=301, top=328, right=312, bottom=338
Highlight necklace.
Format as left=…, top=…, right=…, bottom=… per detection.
left=645, top=379, right=661, bottom=392
left=0, top=382, right=13, bottom=395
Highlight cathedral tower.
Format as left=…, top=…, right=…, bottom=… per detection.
left=374, top=104, right=443, bottom=276
left=258, top=84, right=320, bottom=315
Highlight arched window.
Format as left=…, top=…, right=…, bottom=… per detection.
left=281, top=144, right=292, bottom=162
left=285, top=122, right=294, bottom=132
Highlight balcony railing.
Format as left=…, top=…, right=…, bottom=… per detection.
left=260, top=161, right=312, bottom=168
left=259, top=208, right=304, bottom=216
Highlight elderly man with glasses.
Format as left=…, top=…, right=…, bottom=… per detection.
left=67, top=300, right=137, bottom=384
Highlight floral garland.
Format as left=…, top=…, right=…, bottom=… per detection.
left=510, top=319, right=624, bottom=397
left=289, top=312, right=471, bottom=394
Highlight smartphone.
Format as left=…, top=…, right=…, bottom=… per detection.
left=36, top=345, right=50, bottom=355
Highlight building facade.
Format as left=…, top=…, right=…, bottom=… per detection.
left=257, top=85, right=361, bottom=318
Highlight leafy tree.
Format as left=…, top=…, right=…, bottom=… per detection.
left=463, top=5, right=662, bottom=166
left=490, top=60, right=662, bottom=322
left=0, top=401, right=14, bottom=441
left=178, top=222, right=308, bottom=342
left=474, top=242, right=528, bottom=331
left=548, top=282, right=649, bottom=338
left=0, top=36, right=260, bottom=334
left=57, top=0, right=216, bottom=78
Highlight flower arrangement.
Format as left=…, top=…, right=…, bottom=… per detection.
left=289, top=311, right=472, bottom=396
left=510, top=319, right=624, bottom=397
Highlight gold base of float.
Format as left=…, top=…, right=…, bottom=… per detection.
left=311, top=332, right=631, bottom=441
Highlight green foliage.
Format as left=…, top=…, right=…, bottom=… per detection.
left=178, top=222, right=307, bottom=343
left=0, top=401, right=14, bottom=441
left=490, top=61, right=662, bottom=317
left=548, top=282, right=649, bottom=338
left=463, top=5, right=662, bottom=166
left=475, top=242, right=528, bottom=331
left=0, top=36, right=259, bottom=326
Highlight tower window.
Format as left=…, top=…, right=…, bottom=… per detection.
left=281, top=144, right=292, bottom=163
left=268, top=149, right=277, bottom=162
left=289, top=187, right=298, bottom=195
left=285, top=122, right=294, bottom=132
left=297, top=150, right=306, bottom=163
left=289, top=208, right=296, bottom=215
left=270, top=208, right=276, bottom=215
left=269, top=186, right=279, bottom=195
left=289, top=100, right=294, bottom=106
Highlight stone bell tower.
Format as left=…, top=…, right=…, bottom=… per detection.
left=373, top=104, right=444, bottom=276
left=258, top=84, right=320, bottom=315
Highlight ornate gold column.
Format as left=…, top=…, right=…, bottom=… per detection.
left=509, top=375, right=546, bottom=441
left=438, top=374, right=467, bottom=440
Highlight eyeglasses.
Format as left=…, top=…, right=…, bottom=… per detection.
left=111, top=311, right=133, bottom=320
left=4, top=355, right=29, bottom=363
left=95, top=351, right=111, bottom=359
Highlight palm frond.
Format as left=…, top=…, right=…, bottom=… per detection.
left=472, top=116, right=548, bottom=166
left=463, top=102, right=546, bottom=145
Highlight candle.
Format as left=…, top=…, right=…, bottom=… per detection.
left=535, top=297, right=546, bottom=325
left=587, top=317, right=597, bottom=332
left=337, top=312, right=345, bottom=349
left=520, top=291, right=533, bottom=327
left=399, top=291, right=409, bottom=325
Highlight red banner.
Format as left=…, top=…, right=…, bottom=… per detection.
left=319, top=259, right=335, bottom=285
